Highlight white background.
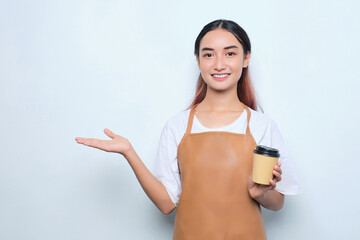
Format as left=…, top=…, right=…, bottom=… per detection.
left=1, top=0, right=359, bottom=239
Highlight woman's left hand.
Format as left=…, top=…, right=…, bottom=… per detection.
left=248, top=162, right=282, bottom=200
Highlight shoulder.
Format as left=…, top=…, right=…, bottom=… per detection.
left=247, top=107, right=282, bottom=145
left=165, top=108, right=190, bottom=131
left=248, top=107, right=276, bottom=130
left=160, top=108, right=190, bottom=144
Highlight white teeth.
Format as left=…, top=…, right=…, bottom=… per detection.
left=213, top=74, right=229, bottom=78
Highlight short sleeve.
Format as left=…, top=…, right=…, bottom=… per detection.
left=260, top=119, right=302, bottom=195
left=153, top=120, right=182, bottom=206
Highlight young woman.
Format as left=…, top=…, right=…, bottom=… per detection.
left=75, top=19, right=301, bottom=239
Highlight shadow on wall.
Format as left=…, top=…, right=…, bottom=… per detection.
left=262, top=206, right=286, bottom=229
left=154, top=208, right=176, bottom=226
left=262, top=196, right=299, bottom=231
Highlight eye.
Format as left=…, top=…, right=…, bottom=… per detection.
left=203, top=53, right=213, bottom=57
left=227, top=52, right=236, bottom=56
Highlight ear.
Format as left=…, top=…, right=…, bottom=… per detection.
left=196, top=56, right=200, bottom=69
left=242, top=51, right=251, bottom=68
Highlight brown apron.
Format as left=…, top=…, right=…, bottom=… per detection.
left=173, top=102, right=267, bottom=240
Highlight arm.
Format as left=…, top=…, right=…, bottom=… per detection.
left=253, top=189, right=284, bottom=211
left=75, top=128, right=176, bottom=215
left=124, top=147, right=176, bottom=214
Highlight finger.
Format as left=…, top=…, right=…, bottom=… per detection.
left=273, top=170, right=282, bottom=182
left=104, top=128, right=116, bottom=139
left=75, top=137, right=86, bottom=144
left=247, top=175, right=255, bottom=187
left=80, top=137, right=98, bottom=146
left=275, top=175, right=282, bottom=183
left=77, top=138, right=106, bottom=149
left=269, top=179, right=276, bottom=190
left=76, top=137, right=101, bottom=148
left=274, top=164, right=282, bottom=175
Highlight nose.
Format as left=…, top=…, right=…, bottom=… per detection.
left=214, top=55, right=225, bottom=71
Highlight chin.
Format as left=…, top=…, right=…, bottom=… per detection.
left=207, top=82, right=237, bottom=92
left=208, top=86, right=233, bottom=92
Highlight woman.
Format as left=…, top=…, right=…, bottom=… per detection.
left=75, top=19, right=301, bottom=239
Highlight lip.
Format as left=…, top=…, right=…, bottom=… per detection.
left=211, top=73, right=230, bottom=81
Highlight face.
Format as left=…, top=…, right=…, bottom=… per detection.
left=196, top=28, right=250, bottom=92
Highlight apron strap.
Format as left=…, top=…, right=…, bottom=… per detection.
left=241, top=102, right=252, bottom=135
left=185, top=103, right=199, bottom=136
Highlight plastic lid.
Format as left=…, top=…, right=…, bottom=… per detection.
left=253, top=145, right=280, bottom=157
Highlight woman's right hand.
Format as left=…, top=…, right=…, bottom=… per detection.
left=76, top=128, right=175, bottom=214
left=75, top=128, right=133, bottom=156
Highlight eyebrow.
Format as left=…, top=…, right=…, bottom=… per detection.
left=201, top=45, right=239, bottom=52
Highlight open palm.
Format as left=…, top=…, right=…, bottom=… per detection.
left=75, top=128, right=132, bottom=155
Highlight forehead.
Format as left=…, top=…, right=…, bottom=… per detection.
left=200, top=28, right=242, bottom=49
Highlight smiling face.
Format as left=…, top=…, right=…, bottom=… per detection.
left=196, top=28, right=250, bottom=92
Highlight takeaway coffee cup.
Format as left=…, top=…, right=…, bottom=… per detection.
left=252, top=145, right=280, bottom=185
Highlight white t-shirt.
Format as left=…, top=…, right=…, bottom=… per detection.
left=153, top=107, right=302, bottom=206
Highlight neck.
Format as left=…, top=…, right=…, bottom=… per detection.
left=199, top=85, right=243, bottom=112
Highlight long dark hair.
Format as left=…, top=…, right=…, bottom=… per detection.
left=189, top=19, right=261, bottom=111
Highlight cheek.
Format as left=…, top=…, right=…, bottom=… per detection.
left=230, top=61, right=244, bottom=79
left=230, top=59, right=243, bottom=71
left=199, top=60, right=211, bottom=72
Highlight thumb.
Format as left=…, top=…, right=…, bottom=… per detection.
left=247, top=174, right=256, bottom=187
left=104, top=128, right=116, bottom=139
